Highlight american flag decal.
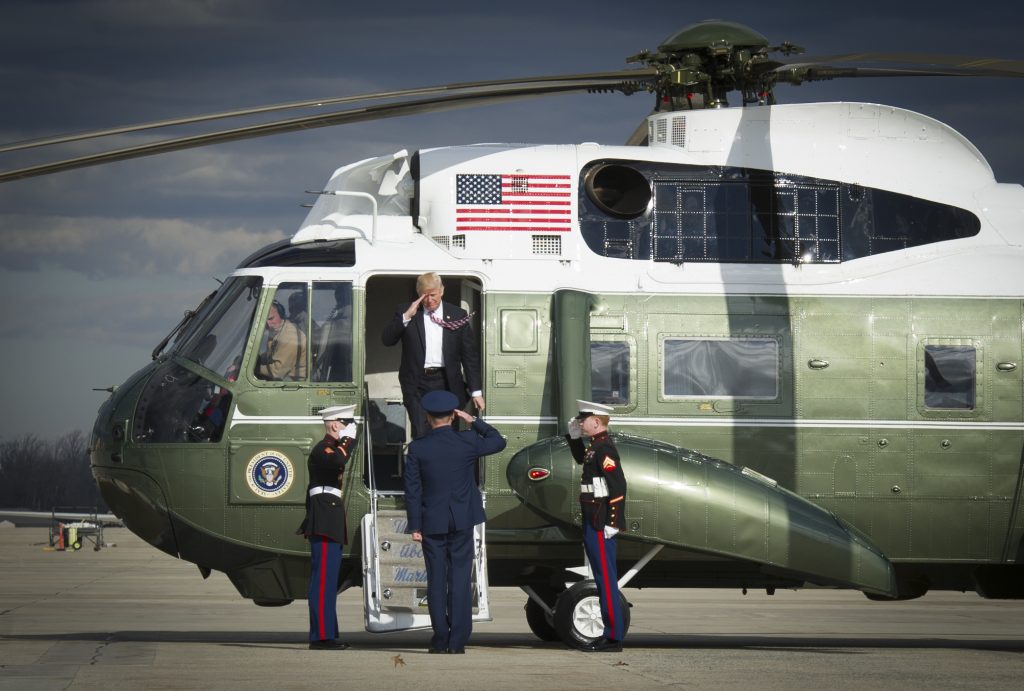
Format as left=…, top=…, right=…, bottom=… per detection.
left=456, top=173, right=572, bottom=232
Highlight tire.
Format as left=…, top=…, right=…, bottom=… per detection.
left=71, top=540, right=82, bottom=551
left=524, top=597, right=560, bottom=642
left=553, top=580, right=630, bottom=650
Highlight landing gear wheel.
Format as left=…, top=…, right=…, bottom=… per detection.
left=553, top=580, right=630, bottom=650
left=524, top=597, right=560, bottom=642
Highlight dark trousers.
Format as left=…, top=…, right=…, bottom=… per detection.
left=582, top=521, right=624, bottom=641
left=421, top=524, right=475, bottom=651
left=307, top=535, right=343, bottom=642
left=406, top=370, right=450, bottom=438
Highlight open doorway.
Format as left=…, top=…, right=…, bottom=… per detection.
left=363, top=273, right=483, bottom=492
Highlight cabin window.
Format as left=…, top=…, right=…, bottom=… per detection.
left=579, top=161, right=980, bottom=263
left=923, top=345, right=976, bottom=410
left=591, top=341, right=630, bottom=405
left=177, top=275, right=261, bottom=382
left=662, top=338, right=778, bottom=399
left=133, top=360, right=231, bottom=444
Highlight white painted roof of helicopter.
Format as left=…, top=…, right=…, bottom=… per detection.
left=266, top=102, right=1024, bottom=299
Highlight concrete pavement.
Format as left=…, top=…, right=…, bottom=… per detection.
left=2, top=526, right=1023, bottom=689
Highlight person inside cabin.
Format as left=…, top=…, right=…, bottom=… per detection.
left=288, top=291, right=311, bottom=336
left=380, top=272, right=484, bottom=438
left=255, top=300, right=307, bottom=381
left=313, top=284, right=353, bottom=383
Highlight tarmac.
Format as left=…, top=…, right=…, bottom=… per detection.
left=2, top=525, right=1024, bottom=690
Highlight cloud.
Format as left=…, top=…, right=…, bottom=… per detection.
left=0, top=213, right=285, bottom=278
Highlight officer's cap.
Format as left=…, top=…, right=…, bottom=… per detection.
left=575, top=399, right=613, bottom=420
left=422, top=390, right=459, bottom=415
left=320, top=404, right=356, bottom=421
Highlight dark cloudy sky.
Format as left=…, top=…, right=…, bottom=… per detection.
left=0, top=0, right=1021, bottom=440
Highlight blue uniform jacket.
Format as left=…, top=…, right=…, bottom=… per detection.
left=404, top=418, right=506, bottom=535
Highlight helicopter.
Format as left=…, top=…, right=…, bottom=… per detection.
left=3, top=19, right=1024, bottom=649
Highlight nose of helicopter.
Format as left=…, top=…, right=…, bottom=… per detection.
left=505, top=436, right=578, bottom=528
left=89, top=365, right=179, bottom=558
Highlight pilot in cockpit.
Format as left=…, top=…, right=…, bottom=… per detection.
left=255, top=300, right=307, bottom=381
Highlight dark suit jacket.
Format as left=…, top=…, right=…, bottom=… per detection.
left=380, top=300, right=482, bottom=407
left=404, top=419, right=506, bottom=535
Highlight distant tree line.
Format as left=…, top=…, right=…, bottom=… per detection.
left=0, top=431, right=108, bottom=512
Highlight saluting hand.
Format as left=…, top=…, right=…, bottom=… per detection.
left=403, top=294, right=427, bottom=321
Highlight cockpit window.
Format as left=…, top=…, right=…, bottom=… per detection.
left=250, top=281, right=354, bottom=384
left=311, top=282, right=353, bottom=383
left=133, top=360, right=231, bottom=444
left=177, top=276, right=261, bottom=382
left=255, top=283, right=308, bottom=381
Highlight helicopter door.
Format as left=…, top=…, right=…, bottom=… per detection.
left=360, top=274, right=491, bottom=632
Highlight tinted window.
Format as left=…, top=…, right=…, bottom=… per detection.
left=591, top=341, right=630, bottom=405
left=663, top=338, right=778, bottom=398
left=924, top=345, right=976, bottom=409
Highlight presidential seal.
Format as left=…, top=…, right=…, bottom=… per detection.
left=245, top=450, right=295, bottom=498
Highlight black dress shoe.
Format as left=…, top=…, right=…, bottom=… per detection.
left=448, top=648, right=465, bottom=654
left=581, top=637, right=622, bottom=653
left=309, top=639, right=350, bottom=650
left=428, top=647, right=446, bottom=654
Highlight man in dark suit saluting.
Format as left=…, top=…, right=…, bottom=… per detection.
left=381, top=272, right=484, bottom=438
left=404, top=390, right=506, bottom=654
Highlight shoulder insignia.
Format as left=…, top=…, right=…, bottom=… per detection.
left=602, top=456, right=617, bottom=470
left=324, top=447, right=334, bottom=454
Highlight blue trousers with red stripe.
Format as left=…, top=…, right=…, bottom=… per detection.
left=582, top=522, right=624, bottom=641
left=307, top=536, right=343, bottom=642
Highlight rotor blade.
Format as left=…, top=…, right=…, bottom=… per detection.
left=786, top=53, right=1024, bottom=76
left=0, top=69, right=656, bottom=154
left=773, top=64, right=1024, bottom=85
left=0, top=78, right=656, bottom=183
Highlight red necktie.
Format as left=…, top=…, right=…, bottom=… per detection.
left=428, top=310, right=475, bottom=330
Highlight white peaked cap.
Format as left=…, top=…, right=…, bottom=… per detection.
left=575, top=399, right=613, bottom=418
left=320, top=404, right=356, bottom=421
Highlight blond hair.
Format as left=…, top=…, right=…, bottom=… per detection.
left=416, top=272, right=443, bottom=294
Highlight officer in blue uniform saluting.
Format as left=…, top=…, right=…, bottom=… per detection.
left=566, top=399, right=628, bottom=652
left=298, top=404, right=358, bottom=650
left=404, top=390, right=506, bottom=654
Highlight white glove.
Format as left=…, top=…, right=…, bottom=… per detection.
left=340, top=422, right=358, bottom=439
left=567, top=418, right=582, bottom=439
left=603, top=525, right=619, bottom=539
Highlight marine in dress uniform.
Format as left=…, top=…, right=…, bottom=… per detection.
left=404, top=390, right=506, bottom=654
left=566, top=399, right=628, bottom=652
left=298, top=404, right=358, bottom=650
